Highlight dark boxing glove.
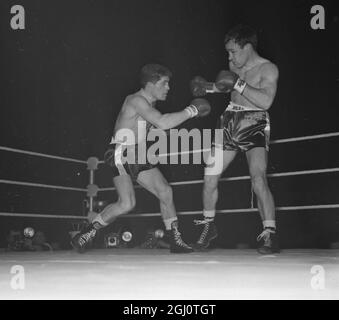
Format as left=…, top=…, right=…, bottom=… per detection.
left=190, top=76, right=215, bottom=97
left=215, top=70, right=247, bottom=94
left=185, top=98, right=211, bottom=118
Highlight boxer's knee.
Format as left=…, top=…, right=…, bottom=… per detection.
left=251, top=173, right=268, bottom=195
left=204, top=148, right=224, bottom=176
left=204, top=175, right=219, bottom=194
left=118, top=196, right=136, bottom=213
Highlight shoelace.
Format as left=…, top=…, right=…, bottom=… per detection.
left=194, top=219, right=210, bottom=244
left=173, top=228, right=191, bottom=248
left=79, top=229, right=96, bottom=246
left=194, top=219, right=208, bottom=225
left=256, top=229, right=274, bottom=242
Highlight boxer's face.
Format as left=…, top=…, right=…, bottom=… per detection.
left=225, top=40, right=249, bottom=68
left=152, top=76, right=170, bottom=101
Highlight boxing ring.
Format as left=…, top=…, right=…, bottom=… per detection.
left=0, top=132, right=339, bottom=299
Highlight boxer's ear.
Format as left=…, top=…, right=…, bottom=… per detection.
left=243, top=43, right=252, bottom=52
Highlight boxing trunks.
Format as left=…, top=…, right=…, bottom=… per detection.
left=216, top=102, right=270, bottom=152
left=104, top=142, right=156, bottom=180
left=104, top=121, right=156, bottom=180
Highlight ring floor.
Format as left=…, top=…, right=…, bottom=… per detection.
left=0, top=249, right=338, bottom=300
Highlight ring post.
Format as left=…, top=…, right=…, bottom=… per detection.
left=86, top=157, right=99, bottom=222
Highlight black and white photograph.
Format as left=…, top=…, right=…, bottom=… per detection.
left=0, top=0, right=338, bottom=303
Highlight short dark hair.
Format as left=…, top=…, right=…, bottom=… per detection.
left=140, top=64, right=172, bottom=88
left=224, top=25, right=258, bottom=50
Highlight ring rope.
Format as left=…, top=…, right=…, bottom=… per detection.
left=271, top=132, right=339, bottom=144
left=1, top=166, right=337, bottom=192
left=118, top=204, right=339, bottom=218
left=0, top=146, right=87, bottom=164
left=1, top=131, right=338, bottom=219
left=96, top=131, right=339, bottom=164
left=0, top=179, right=87, bottom=192
left=0, top=212, right=86, bottom=219
left=1, top=132, right=338, bottom=165
left=1, top=204, right=339, bottom=220
left=97, top=167, right=339, bottom=191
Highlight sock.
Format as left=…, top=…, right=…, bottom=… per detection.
left=203, top=210, right=215, bottom=222
left=92, top=214, right=109, bottom=230
left=263, top=220, right=276, bottom=232
left=164, top=217, right=178, bottom=230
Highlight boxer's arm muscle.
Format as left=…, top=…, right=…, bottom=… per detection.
left=241, top=63, right=279, bottom=110
left=132, top=97, right=190, bottom=130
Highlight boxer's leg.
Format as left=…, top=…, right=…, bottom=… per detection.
left=71, top=174, right=136, bottom=253
left=195, top=147, right=237, bottom=250
left=137, top=168, right=193, bottom=253
left=246, top=147, right=279, bottom=254
left=137, top=168, right=175, bottom=222
left=203, top=147, right=237, bottom=214
left=98, top=175, right=136, bottom=225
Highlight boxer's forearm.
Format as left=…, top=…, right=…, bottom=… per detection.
left=241, top=85, right=274, bottom=110
left=155, top=99, right=211, bottom=129
left=156, top=111, right=191, bottom=130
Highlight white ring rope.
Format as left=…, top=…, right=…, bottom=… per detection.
left=0, top=146, right=87, bottom=164
left=120, top=204, right=339, bottom=218
left=2, top=132, right=338, bottom=166
left=1, top=204, right=339, bottom=220
left=0, top=179, right=87, bottom=192
left=97, top=131, right=339, bottom=164
left=271, top=132, right=339, bottom=144
left=0, top=212, right=86, bottom=219
left=156, top=132, right=339, bottom=158
left=97, top=167, right=339, bottom=191
left=0, top=131, right=338, bottom=219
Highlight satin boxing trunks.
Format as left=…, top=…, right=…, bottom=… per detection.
left=216, top=102, right=270, bottom=152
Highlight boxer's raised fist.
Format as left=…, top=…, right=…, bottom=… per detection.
left=185, top=98, right=211, bottom=118
left=215, top=70, right=247, bottom=94
left=190, top=76, right=215, bottom=97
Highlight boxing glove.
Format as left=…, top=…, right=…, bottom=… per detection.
left=185, top=98, right=211, bottom=118
left=215, top=70, right=247, bottom=94
left=190, top=76, right=215, bottom=97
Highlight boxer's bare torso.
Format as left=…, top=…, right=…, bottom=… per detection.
left=225, top=39, right=278, bottom=111
left=230, top=58, right=276, bottom=109
left=113, top=91, right=153, bottom=145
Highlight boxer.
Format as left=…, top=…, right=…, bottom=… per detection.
left=71, top=63, right=210, bottom=253
left=191, top=25, right=280, bottom=254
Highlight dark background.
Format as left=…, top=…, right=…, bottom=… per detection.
left=0, top=0, right=338, bottom=249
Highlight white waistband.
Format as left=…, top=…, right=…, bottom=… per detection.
left=226, top=102, right=263, bottom=112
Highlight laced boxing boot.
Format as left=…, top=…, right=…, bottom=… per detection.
left=71, top=223, right=97, bottom=253
left=257, top=227, right=280, bottom=254
left=167, top=221, right=194, bottom=253
left=194, top=219, right=218, bottom=251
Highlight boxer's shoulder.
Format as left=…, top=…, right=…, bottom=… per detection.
left=128, top=94, right=152, bottom=110
left=125, top=93, right=146, bottom=105
left=258, top=60, right=279, bottom=76
left=122, top=94, right=151, bottom=117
